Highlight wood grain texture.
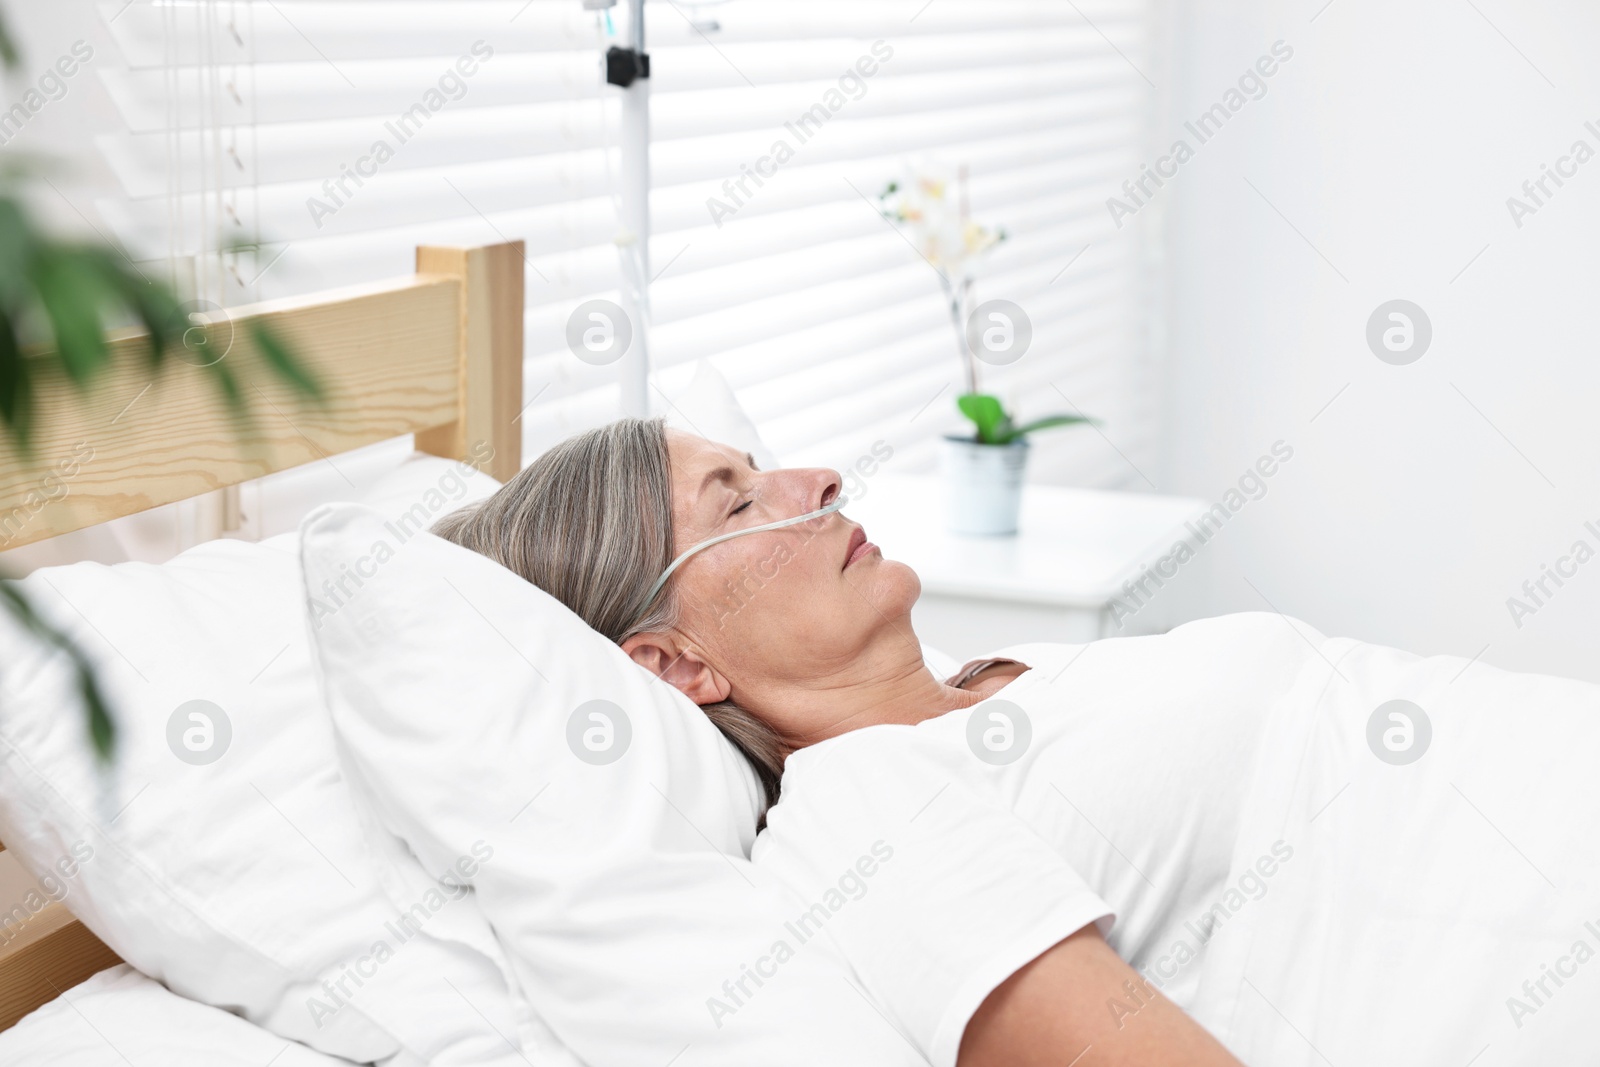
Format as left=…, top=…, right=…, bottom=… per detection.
left=0, top=273, right=463, bottom=550
left=413, top=241, right=525, bottom=481
left=0, top=901, right=123, bottom=1031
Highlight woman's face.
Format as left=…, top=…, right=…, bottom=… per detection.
left=622, top=430, right=921, bottom=742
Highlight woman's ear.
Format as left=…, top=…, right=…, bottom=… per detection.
left=620, top=633, right=733, bottom=705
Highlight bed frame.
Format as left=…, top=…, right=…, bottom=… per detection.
left=0, top=241, right=525, bottom=1029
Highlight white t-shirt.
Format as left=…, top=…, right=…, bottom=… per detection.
left=753, top=615, right=1314, bottom=1066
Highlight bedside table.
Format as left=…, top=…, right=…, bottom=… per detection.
left=846, top=475, right=1209, bottom=660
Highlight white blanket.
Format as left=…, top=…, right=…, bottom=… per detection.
left=755, top=612, right=1600, bottom=1065
left=1187, top=619, right=1600, bottom=1065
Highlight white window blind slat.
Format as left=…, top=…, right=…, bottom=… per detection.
left=97, top=55, right=610, bottom=130
left=102, top=2, right=605, bottom=65
left=642, top=3, right=1140, bottom=45
left=101, top=102, right=621, bottom=196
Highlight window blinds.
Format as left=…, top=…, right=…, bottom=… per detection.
left=96, top=0, right=626, bottom=462
left=636, top=0, right=1158, bottom=487
left=94, top=0, right=1155, bottom=486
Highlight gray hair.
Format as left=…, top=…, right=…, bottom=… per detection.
left=431, top=417, right=786, bottom=806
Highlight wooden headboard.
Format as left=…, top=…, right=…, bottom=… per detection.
left=0, top=240, right=524, bottom=1029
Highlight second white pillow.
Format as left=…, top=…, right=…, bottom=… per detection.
left=301, top=502, right=927, bottom=1067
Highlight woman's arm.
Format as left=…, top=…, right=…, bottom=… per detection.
left=959, top=926, right=1245, bottom=1067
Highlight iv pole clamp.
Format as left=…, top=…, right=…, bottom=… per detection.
left=586, top=0, right=650, bottom=86
left=605, top=45, right=649, bottom=87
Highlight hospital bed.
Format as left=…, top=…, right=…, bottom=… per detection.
left=0, top=240, right=524, bottom=1033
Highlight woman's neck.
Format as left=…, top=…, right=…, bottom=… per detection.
left=765, top=636, right=995, bottom=753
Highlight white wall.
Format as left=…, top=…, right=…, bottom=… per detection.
left=1151, top=0, right=1600, bottom=681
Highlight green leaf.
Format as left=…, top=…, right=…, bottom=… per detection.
left=994, top=413, right=1095, bottom=443
left=0, top=197, right=35, bottom=310
left=0, top=10, right=20, bottom=68
left=0, top=306, right=31, bottom=449
left=32, top=247, right=111, bottom=385
left=95, top=249, right=181, bottom=368
left=0, top=581, right=117, bottom=762
left=956, top=392, right=1009, bottom=444
left=210, top=355, right=245, bottom=418
left=77, top=654, right=116, bottom=760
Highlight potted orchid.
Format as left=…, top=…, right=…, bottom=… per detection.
left=879, top=164, right=1091, bottom=535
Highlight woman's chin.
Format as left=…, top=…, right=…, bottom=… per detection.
left=850, top=555, right=921, bottom=613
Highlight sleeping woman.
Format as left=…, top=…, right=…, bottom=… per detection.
left=434, top=417, right=1599, bottom=1067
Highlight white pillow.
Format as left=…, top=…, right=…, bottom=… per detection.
left=0, top=964, right=356, bottom=1066
left=0, top=455, right=569, bottom=1066
left=301, top=503, right=926, bottom=1067
left=653, top=358, right=780, bottom=469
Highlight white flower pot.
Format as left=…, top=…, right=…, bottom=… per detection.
left=940, top=435, right=1029, bottom=536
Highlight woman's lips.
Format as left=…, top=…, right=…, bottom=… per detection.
left=845, top=528, right=877, bottom=568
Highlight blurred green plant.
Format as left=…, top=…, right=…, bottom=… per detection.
left=0, top=199, right=318, bottom=449
left=0, top=11, right=319, bottom=761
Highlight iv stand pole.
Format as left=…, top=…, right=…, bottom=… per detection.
left=609, top=0, right=651, bottom=417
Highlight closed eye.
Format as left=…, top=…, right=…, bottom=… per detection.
left=731, top=500, right=754, bottom=516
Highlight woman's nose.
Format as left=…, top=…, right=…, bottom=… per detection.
left=772, top=467, right=841, bottom=519
left=814, top=468, right=843, bottom=510
left=777, top=470, right=844, bottom=515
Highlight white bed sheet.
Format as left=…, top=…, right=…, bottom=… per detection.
left=0, top=965, right=359, bottom=1066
